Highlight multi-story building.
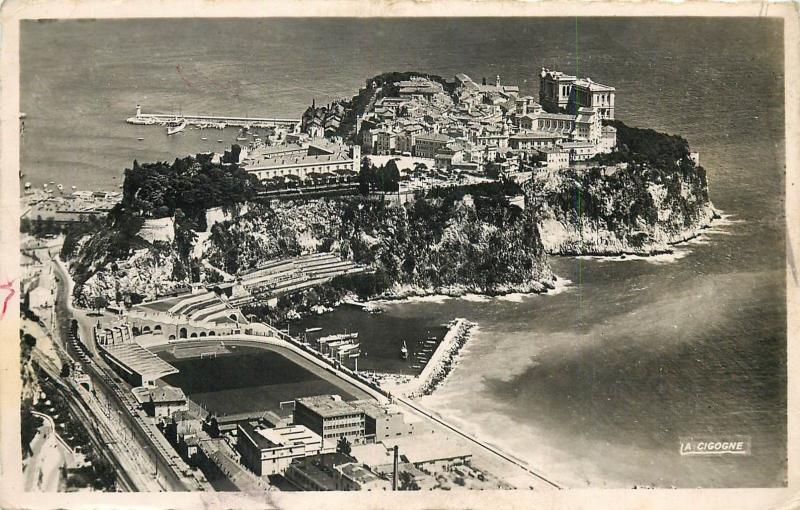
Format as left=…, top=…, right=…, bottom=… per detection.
left=375, top=129, right=398, bottom=155
left=334, top=462, right=391, bottom=491
left=349, top=400, right=433, bottom=442
left=414, top=133, right=453, bottom=158
left=243, top=141, right=360, bottom=182
left=560, top=140, right=599, bottom=162
left=539, top=67, right=616, bottom=119
left=283, top=452, right=390, bottom=491
left=539, top=68, right=577, bottom=112
left=145, top=386, right=187, bottom=419
left=473, top=125, right=509, bottom=148
left=573, top=77, right=616, bottom=119
left=514, top=96, right=543, bottom=117
left=509, top=131, right=566, bottom=151
left=600, top=125, right=618, bottom=152
left=284, top=453, right=371, bottom=491
left=237, top=422, right=332, bottom=476
left=293, top=395, right=365, bottom=443
left=531, top=146, right=570, bottom=170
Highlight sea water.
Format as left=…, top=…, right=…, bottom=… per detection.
left=21, top=18, right=786, bottom=487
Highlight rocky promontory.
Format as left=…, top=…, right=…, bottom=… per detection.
left=527, top=120, right=716, bottom=256
left=61, top=88, right=714, bottom=308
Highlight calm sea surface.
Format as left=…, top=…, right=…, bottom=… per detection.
left=21, top=18, right=786, bottom=488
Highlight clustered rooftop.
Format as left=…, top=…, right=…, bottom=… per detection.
left=359, top=68, right=618, bottom=173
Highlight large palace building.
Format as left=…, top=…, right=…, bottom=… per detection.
left=539, top=67, right=616, bottom=120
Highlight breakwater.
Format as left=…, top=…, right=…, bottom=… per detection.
left=125, top=106, right=300, bottom=130
left=396, top=318, right=476, bottom=398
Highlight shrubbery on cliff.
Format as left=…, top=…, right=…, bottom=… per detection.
left=120, top=152, right=263, bottom=224
left=530, top=121, right=713, bottom=253
left=593, top=120, right=693, bottom=170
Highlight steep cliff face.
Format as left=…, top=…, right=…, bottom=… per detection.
left=529, top=163, right=715, bottom=255
left=205, top=193, right=554, bottom=298
left=75, top=246, right=189, bottom=305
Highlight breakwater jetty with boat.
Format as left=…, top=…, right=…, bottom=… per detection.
left=126, top=105, right=301, bottom=130
left=386, top=318, right=476, bottom=398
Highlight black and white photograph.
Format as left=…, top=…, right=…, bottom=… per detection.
left=3, top=2, right=797, bottom=509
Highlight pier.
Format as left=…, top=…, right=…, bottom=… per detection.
left=126, top=105, right=301, bottom=130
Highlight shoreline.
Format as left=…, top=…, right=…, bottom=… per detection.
left=542, top=206, right=720, bottom=258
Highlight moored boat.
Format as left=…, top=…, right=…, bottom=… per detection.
left=166, top=118, right=187, bottom=135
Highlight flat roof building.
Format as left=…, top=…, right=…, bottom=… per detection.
left=335, top=462, right=391, bottom=491
left=237, top=422, right=332, bottom=476
left=293, top=395, right=365, bottom=444
left=284, top=452, right=355, bottom=491
left=349, top=400, right=433, bottom=442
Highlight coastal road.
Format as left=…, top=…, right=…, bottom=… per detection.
left=24, top=411, right=74, bottom=492
left=50, top=256, right=197, bottom=491
left=32, top=349, right=147, bottom=491
left=394, top=395, right=563, bottom=489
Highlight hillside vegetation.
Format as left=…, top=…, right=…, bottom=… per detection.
left=529, top=121, right=714, bottom=255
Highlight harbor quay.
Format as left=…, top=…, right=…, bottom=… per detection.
left=126, top=105, right=301, bottom=130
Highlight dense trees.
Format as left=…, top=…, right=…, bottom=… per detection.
left=592, top=119, right=693, bottom=169
left=358, top=159, right=401, bottom=193
left=336, top=436, right=352, bottom=455
left=120, top=152, right=264, bottom=223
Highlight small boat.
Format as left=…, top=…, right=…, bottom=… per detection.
left=57, top=184, right=63, bottom=191
left=166, top=118, right=187, bottom=135
left=305, top=327, right=322, bottom=333
left=400, top=340, right=408, bottom=360
left=24, top=182, right=31, bottom=190
left=236, top=137, right=247, bottom=141
left=71, top=186, right=77, bottom=190
left=217, top=139, right=224, bottom=143
left=138, top=137, right=144, bottom=141
left=201, top=137, right=208, bottom=141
